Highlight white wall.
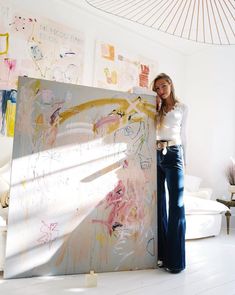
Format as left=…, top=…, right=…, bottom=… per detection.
left=184, top=47, right=235, bottom=202
left=7, top=0, right=185, bottom=92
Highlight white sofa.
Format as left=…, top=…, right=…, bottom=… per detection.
left=184, top=175, right=229, bottom=239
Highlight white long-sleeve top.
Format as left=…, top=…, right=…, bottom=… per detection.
left=157, top=102, right=188, bottom=164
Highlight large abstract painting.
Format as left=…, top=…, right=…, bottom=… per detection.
left=4, top=77, right=157, bottom=279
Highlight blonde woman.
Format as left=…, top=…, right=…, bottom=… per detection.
left=152, top=73, right=188, bottom=274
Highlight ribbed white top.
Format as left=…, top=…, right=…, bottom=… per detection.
left=157, top=102, right=188, bottom=164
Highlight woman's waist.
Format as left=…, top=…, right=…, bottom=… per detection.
left=156, top=139, right=181, bottom=150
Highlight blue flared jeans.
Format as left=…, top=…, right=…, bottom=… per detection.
left=157, top=145, right=186, bottom=270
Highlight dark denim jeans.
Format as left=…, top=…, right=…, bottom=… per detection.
left=157, top=145, right=186, bottom=270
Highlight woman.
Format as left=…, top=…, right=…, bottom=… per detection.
left=152, top=73, right=188, bottom=274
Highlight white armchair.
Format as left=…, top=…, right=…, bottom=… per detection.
left=184, top=175, right=229, bottom=239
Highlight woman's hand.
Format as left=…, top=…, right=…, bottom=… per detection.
left=156, top=96, right=162, bottom=112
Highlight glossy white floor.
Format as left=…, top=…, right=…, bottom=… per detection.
left=0, top=227, right=235, bottom=295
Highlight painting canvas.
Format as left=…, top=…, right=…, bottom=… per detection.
left=4, top=77, right=157, bottom=279
left=0, top=89, right=17, bottom=136
left=0, top=1, right=85, bottom=137
left=0, top=1, right=85, bottom=89
left=93, top=41, right=158, bottom=92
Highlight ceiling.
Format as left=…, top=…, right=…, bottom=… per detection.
left=61, top=0, right=234, bottom=55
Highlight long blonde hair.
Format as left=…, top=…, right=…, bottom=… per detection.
left=151, top=73, right=178, bottom=128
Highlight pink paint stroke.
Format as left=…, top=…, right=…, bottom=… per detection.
left=92, top=179, right=144, bottom=236
left=37, top=220, right=59, bottom=248
left=4, top=59, right=17, bottom=71
left=95, top=114, right=120, bottom=130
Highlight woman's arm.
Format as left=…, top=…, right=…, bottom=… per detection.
left=180, top=104, right=188, bottom=166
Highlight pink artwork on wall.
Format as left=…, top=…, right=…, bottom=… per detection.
left=94, top=41, right=158, bottom=91
left=0, top=1, right=85, bottom=90
left=139, top=64, right=150, bottom=88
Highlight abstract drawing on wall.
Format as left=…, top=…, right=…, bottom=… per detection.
left=93, top=41, right=158, bottom=92
left=0, top=89, right=17, bottom=136
left=0, top=1, right=84, bottom=137
left=0, top=0, right=85, bottom=99
left=4, top=77, right=157, bottom=279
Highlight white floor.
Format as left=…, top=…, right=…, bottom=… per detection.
left=0, top=227, right=235, bottom=295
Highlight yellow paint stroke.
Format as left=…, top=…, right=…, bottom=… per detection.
left=0, top=33, right=9, bottom=55
left=33, top=113, right=45, bottom=144
left=21, top=179, right=27, bottom=189
left=111, top=71, right=117, bottom=84
left=60, top=98, right=127, bottom=123
left=104, top=68, right=117, bottom=84
left=59, top=96, right=156, bottom=135
left=55, top=242, right=67, bottom=267
left=30, top=79, right=41, bottom=96
left=6, top=100, right=16, bottom=137
left=101, top=43, right=115, bottom=61
left=96, top=233, right=106, bottom=247
left=35, top=113, right=44, bottom=125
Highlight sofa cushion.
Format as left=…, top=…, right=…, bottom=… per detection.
left=184, top=188, right=213, bottom=200
left=184, top=195, right=229, bottom=214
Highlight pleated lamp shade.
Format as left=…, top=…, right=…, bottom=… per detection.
left=86, top=0, right=235, bottom=45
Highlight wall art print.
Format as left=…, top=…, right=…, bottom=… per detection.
left=0, top=89, right=17, bottom=136
left=0, top=1, right=85, bottom=137
left=93, top=41, right=158, bottom=92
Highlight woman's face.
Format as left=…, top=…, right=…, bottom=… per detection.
left=154, top=78, right=172, bottom=100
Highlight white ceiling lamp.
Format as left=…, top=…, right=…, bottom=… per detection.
left=85, top=0, right=235, bottom=45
